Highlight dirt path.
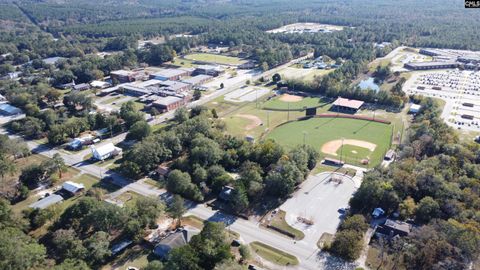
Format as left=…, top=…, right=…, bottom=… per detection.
left=236, top=114, right=263, bottom=130
left=321, top=139, right=377, bottom=156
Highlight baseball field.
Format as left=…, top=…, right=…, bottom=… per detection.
left=266, top=117, right=393, bottom=167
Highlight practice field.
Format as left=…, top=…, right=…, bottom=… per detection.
left=267, top=117, right=392, bottom=167
left=263, top=94, right=329, bottom=111
left=183, top=53, right=246, bottom=65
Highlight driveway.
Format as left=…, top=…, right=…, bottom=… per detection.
left=280, top=172, right=358, bottom=248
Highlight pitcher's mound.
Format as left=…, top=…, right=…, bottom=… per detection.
left=279, top=94, right=303, bottom=102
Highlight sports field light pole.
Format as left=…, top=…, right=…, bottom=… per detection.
left=373, top=98, right=378, bottom=121
left=340, top=137, right=345, bottom=164
left=303, top=131, right=307, bottom=145
left=266, top=110, right=270, bottom=129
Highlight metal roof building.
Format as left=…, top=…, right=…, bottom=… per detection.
left=29, top=194, right=64, bottom=209
left=0, top=103, right=23, bottom=115
left=62, top=181, right=85, bottom=194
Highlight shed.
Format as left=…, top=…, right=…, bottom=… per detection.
left=29, top=194, right=64, bottom=209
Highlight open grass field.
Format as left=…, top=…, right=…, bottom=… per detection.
left=263, top=95, right=330, bottom=111
left=279, top=67, right=334, bottom=82
left=267, top=117, right=393, bottom=167
left=269, top=210, right=305, bottom=240
left=183, top=53, right=246, bottom=65
left=250, top=241, right=299, bottom=266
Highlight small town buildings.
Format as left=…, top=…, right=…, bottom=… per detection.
left=404, top=61, right=458, bottom=70
left=219, top=186, right=234, bottom=201
left=375, top=219, right=412, bottom=238
left=91, top=143, right=122, bottom=161
left=372, top=207, right=385, bottom=218
left=29, top=194, right=64, bottom=209
left=409, top=103, right=421, bottom=114
left=181, top=74, right=213, bottom=86
left=42, top=57, right=65, bottom=65
left=331, top=97, right=364, bottom=113
left=153, top=227, right=200, bottom=259
left=110, top=70, right=138, bottom=83
left=152, top=96, right=187, bottom=112
left=62, top=181, right=85, bottom=195
left=0, top=103, right=23, bottom=116
left=150, top=68, right=190, bottom=81
left=194, top=65, right=224, bottom=77
left=90, top=80, right=112, bottom=89
left=73, top=83, right=91, bottom=91
left=384, top=149, right=396, bottom=161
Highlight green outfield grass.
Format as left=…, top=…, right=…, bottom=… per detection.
left=266, top=117, right=393, bottom=167
left=184, top=53, right=246, bottom=65
left=263, top=95, right=330, bottom=111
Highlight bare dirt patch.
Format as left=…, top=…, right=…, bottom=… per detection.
left=321, top=139, right=377, bottom=156
left=279, top=94, right=303, bottom=102
left=236, top=114, right=263, bottom=130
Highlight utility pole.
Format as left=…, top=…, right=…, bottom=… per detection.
left=340, top=137, right=344, bottom=163
left=303, top=131, right=307, bottom=145
left=266, top=110, right=270, bottom=129
left=373, top=98, right=378, bottom=121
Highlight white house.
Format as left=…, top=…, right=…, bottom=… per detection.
left=91, top=143, right=122, bottom=161
left=62, top=181, right=85, bottom=195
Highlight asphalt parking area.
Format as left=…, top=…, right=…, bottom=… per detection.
left=280, top=172, right=357, bottom=248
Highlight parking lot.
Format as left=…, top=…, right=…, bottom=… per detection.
left=279, top=172, right=358, bottom=248
left=403, top=69, right=480, bottom=132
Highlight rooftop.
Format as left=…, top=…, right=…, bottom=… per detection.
left=182, top=75, right=213, bottom=85
left=154, top=227, right=200, bottom=258
left=333, top=97, right=364, bottom=109
left=62, top=181, right=85, bottom=194
left=0, top=103, right=22, bottom=114
left=153, top=96, right=183, bottom=106
left=92, top=143, right=117, bottom=156
left=152, top=68, right=187, bottom=78
left=384, top=219, right=412, bottom=234
left=29, top=194, right=64, bottom=209
left=405, top=61, right=458, bottom=67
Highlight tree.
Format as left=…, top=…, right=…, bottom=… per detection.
left=261, top=61, right=269, bottom=72
left=143, top=260, right=164, bottom=270
left=415, top=196, right=440, bottom=223
left=190, top=222, right=232, bottom=269
left=193, top=89, right=202, bottom=101
left=168, top=195, right=186, bottom=222
left=49, top=153, right=66, bottom=179
left=229, top=184, right=249, bottom=213
left=133, top=196, right=165, bottom=228
left=174, top=107, right=189, bottom=123
left=127, top=121, right=151, bottom=141
left=84, top=231, right=111, bottom=266
left=399, top=197, right=417, bottom=219
left=0, top=227, right=46, bottom=270
left=167, top=170, right=203, bottom=201
left=272, top=73, right=281, bottom=83
left=53, top=259, right=91, bottom=270
left=165, top=245, right=201, bottom=270
left=329, top=229, right=364, bottom=261
left=51, top=229, right=87, bottom=261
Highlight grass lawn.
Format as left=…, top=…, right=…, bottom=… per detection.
left=267, top=117, right=393, bottom=167
left=170, top=58, right=196, bottom=68
left=250, top=241, right=299, bottom=266
left=366, top=245, right=405, bottom=270
left=263, top=96, right=330, bottom=111
left=100, top=95, right=123, bottom=105
left=184, top=53, right=246, bottom=65
left=102, top=245, right=151, bottom=270
left=143, top=178, right=164, bottom=189
left=269, top=210, right=305, bottom=240
left=116, top=191, right=143, bottom=207
left=73, top=173, right=100, bottom=189
left=279, top=67, right=334, bottom=82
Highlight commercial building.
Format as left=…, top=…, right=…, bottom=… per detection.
left=181, top=74, right=213, bottom=86
left=110, top=70, right=138, bottom=83
left=0, top=103, right=23, bottom=116
left=152, top=96, right=188, bottom=112
left=194, top=65, right=224, bottom=77
left=90, top=80, right=112, bottom=89
left=404, top=61, right=458, bottom=70
left=150, top=68, right=190, bottom=81
left=331, top=97, right=364, bottom=113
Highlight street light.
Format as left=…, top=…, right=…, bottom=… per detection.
left=340, top=137, right=345, bottom=163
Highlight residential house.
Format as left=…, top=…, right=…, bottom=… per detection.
left=91, top=143, right=122, bottom=161
left=375, top=219, right=412, bottom=238
left=62, top=181, right=85, bottom=195
left=0, top=103, right=23, bottom=116
left=153, top=227, right=200, bottom=259
left=73, top=83, right=91, bottom=91
left=29, top=194, right=64, bottom=209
